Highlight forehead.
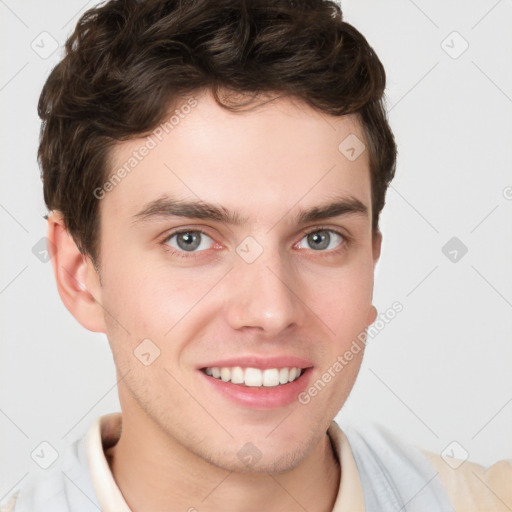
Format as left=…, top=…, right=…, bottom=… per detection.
left=102, top=90, right=371, bottom=227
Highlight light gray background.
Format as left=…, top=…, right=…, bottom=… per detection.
left=1, top=0, right=511, bottom=501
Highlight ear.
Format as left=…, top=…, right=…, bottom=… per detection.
left=47, top=211, right=106, bottom=333
left=372, top=229, right=382, bottom=268
left=366, top=230, right=383, bottom=325
left=366, top=304, right=378, bottom=326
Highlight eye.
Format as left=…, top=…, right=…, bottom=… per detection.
left=160, top=226, right=348, bottom=260
left=296, top=228, right=346, bottom=253
left=163, top=230, right=214, bottom=255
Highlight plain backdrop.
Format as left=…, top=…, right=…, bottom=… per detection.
left=1, top=0, right=511, bottom=501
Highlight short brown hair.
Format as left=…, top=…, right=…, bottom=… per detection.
left=39, top=0, right=397, bottom=268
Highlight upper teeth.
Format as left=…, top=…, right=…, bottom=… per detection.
left=204, top=366, right=303, bottom=387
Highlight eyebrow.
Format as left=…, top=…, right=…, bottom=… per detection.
left=131, top=194, right=368, bottom=227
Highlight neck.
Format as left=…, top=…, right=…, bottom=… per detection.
left=106, top=408, right=341, bottom=512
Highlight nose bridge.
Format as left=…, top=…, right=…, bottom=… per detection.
left=225, top=235, right=303, bottom=335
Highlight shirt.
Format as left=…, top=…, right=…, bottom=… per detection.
left=1, top=412, right=511, bottom=511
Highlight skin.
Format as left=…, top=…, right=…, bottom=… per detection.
left=48, top=88, right=381, bottom=512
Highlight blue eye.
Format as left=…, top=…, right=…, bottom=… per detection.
left=297, top=229, right=345, bottom=252
left=163, top=230, right=214, bottom=256
left=161, top=227, right=348, bottom=260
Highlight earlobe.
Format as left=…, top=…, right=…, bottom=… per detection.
left=47, top=211, right=106, bottom=333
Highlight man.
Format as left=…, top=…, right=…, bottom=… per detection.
left=2, top=0, right=511, bottom=511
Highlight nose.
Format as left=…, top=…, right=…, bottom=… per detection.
left=224, top=246, right=305, bottom=337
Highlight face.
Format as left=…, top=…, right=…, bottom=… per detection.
left=89, top=89, right=380, bottom=473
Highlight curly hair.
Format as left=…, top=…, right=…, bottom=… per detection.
left=38, top=0, right=397, bottom=268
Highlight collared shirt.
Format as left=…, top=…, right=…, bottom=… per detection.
left=2, top=412, right=511, bottom=511
left=86, top=413, right=366, bottom=511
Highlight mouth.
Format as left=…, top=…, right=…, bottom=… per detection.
left=200, top=365, right=307, bottom=388
left=197, top=355, right=314, bottom=408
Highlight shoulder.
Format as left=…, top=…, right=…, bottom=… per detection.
left=420, top=447, right=512, bottom=512
left=338, top=419, right=512, bottom=512
left=0, top=491, right=19, bottom=512
left=0, top=434, right=100, bottom=512
left=338, top=420, right=455, bottom=511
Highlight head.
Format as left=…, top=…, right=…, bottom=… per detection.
left=42, top=0, right=396, bottom=473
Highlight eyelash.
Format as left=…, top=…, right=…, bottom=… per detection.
left=159, top=226, right=350, bottom=260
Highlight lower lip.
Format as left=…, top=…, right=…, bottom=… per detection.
left=198, top=368, right=313, bottom=410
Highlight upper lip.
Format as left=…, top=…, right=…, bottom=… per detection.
left=198, top=355, right=314, bottom=370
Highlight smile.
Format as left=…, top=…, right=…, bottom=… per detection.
left=201, top=366, right=304, bottom=387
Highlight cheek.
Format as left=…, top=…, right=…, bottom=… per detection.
left=306, top=262, right=374, bottom=342
left=100, top=243, right=198, bottom=326
left=100, top=260, right=225, bottom=369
